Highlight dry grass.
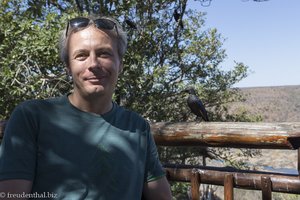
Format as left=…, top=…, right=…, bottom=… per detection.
left=213, top=85, right=300, bottom=199
left=230, top=85, right=300, bottom=122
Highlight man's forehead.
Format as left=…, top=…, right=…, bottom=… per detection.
left=68, top=27, right=117, bottom=48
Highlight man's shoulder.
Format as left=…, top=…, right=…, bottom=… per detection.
left=110, top=103, right=150, bottom=132
left=22, top=95, right=65, bottom=106
left=14, top=96, right=67, bottom=115
left=115, top=104, right=148, bottom=122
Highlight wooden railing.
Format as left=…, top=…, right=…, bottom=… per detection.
left=1, top=121, right=300, bottom=199
left=151, top=122, right=300, bottom=200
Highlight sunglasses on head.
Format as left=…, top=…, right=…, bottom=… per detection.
left=65, top=17, right=119, bottom=37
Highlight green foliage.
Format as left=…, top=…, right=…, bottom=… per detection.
left=0, top=0, right=250, bottom=121
left=0, top=1, right=75, bottom=119
left=0, top=1, right=260, bottom=197
left=170, top=182, right=190, bottom=200
left=226, top=106, right=263, bottom=122
left=273, top=193, right=300, bottom=200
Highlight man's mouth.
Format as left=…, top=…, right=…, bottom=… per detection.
left=85, top=76, right=106, bottom=81
left=84, top=76, right=106, bottom=84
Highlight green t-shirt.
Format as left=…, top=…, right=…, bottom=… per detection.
left=0, top=95, right=165, bottom=199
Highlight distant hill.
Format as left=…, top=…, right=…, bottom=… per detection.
left=215, top=85, right=300, bottom=199
left=229, top=85, right=300, bottom=122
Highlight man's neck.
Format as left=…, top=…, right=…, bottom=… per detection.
left=68, top=92, right=113, bottom=115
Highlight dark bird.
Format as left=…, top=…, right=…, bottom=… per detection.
left=183, top=87, right=209, bottom=121
left=124, top=18, right=137, bottom=30
left=173, top=8, right=184, bottom=29
left=173, top=8, right=180, bottom=22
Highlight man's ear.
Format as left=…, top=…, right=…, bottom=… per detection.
left=65, top=66, right=71, bottom=75
left=118, top=61, right=124, bottom=74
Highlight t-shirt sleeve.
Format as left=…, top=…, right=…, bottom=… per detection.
left=0, top=102, right=37, bottom=181
left=144, top=123, right=165, bottom=182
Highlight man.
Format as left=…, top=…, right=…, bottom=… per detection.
left=0, top=16, right=172, bottom=200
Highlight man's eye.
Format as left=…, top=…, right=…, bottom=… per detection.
left=75, top=54, right=87, bottom=60
left=98, top=51, right=112, bottom=58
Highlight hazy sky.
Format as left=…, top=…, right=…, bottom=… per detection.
left=188, top=0, right=300, bottom=88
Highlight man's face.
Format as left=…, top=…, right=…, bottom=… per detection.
left=67, top=26, right=122, bottom=99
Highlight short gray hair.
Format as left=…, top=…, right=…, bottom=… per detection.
left=59, top=16, right=127, bottom=66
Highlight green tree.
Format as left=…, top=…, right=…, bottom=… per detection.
left=0, top=0, right=71, bottom=119
left=0, top=0, right=249, bottom=121
left=0, top=0, right=257, bottom=197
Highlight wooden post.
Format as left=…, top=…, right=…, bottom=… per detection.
left=298, top=147, right=300, bottom=177
left=224, top=174, right=234, bottom=200
left=191, top=170, right=200, bottom=200
left=261, top=176, right=272, bottom=200
left=165, top=167, right=300, bottom=194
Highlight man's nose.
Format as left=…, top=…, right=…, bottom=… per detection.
left=88, top=53, right=100, bottom=70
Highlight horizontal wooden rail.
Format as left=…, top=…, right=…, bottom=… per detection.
left=164, top=164, right=300, bottom=194
left=151, top=122, right=300, bottom=149
left=2, top=121, right=300, bottom=149
left=1, top=120, right=300, bottom=197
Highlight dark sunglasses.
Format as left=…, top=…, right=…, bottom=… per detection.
left=65, top=17, right=119, bottom=37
